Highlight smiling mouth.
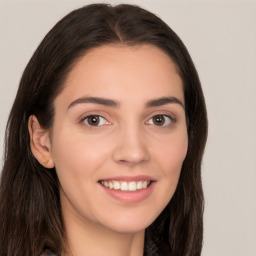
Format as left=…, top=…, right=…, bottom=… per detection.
left=99, top=180, right=152, bottom=192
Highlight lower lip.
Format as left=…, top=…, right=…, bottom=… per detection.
left=99, top=182, right=155, bottom=203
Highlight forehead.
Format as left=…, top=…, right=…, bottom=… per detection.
left=56, top=44, right=184, bottom=106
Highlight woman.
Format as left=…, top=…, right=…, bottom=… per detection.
left=0, top=3, right=207, bottom=256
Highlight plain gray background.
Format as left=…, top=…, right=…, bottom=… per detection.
left=0, top=0, right=255, bottom=255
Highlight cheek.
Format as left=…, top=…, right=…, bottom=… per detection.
left=50, top=129, right=112, bottom=193
left=157, top=131, right=188, bottom=170
left=50, top=131, right=113, bottom=217
left=153, top=131, right=188, bottom=193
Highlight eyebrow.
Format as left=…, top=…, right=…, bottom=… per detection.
left=146, top=97, right=184, bottom=108
left=67, top=96, right=184, bottom=110
left=68, top=96, right=120, bottom=109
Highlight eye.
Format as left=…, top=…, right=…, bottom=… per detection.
left=147, top=114, right=174, bottom=126
left=83, top=115, right=109, bottom=127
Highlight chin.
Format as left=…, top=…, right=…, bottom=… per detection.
left=99, top=212, right=158, bottom=234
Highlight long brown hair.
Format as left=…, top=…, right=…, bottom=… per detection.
left=0, top=4, right=207, bottom=256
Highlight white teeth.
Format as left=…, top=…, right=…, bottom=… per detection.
left=128, top=181, right=137, bottom=191
left=136, top=181, right=142, bottom=190
left=101, top=180, right=151, bottom=191
left=109, top=181, right=114, bottom=189
left=103, top=181, right=109, bottom=188
left=121, top=182, right=128, bottom=191
left=113, top=181, right=120, bottom=190
left=142, top=181, right=148, bottom=189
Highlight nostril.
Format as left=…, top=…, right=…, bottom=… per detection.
left=113, top=147, right=150, bottom=165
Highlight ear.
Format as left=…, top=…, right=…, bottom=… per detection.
left=28, top=115, right=55, bottom=169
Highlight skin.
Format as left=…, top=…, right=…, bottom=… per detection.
left=29, top=44, right=188, bottom=256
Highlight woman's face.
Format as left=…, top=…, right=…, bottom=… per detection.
left=49, top=44, right=188, bottom=233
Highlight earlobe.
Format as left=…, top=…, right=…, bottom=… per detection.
left=28, top=115, right=55, bottom=169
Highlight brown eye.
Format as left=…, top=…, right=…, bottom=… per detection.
left=148, top=115, right=173, bottom=126
left=153, top=115, right=165, bottom=125
left=83, top=115, right=107, bottom=127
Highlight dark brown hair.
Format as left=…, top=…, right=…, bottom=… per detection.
left=0, top=4, right=207, bottom=256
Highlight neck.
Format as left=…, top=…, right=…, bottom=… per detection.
left=62, top=211, right=145, bottom=256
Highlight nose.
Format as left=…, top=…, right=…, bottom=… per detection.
left=112, top=125, right=150, bottom=166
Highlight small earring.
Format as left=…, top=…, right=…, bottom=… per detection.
left=42, top=159, right=49, bottom=165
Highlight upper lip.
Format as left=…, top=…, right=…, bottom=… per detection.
left=98, top=175, right=156, bottom=182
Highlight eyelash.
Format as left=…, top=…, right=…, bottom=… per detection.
left=146, top=114, right=176, bottom=127
left=81, top=114, right=176, bottom=128
left=82, top=115, right=110, bottom=127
